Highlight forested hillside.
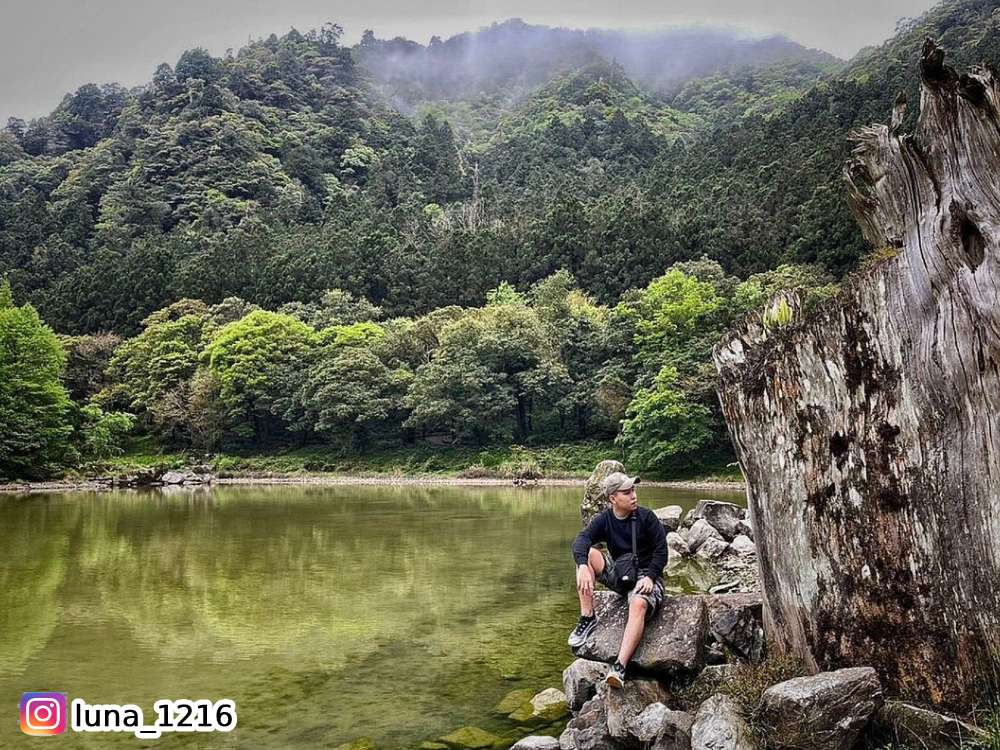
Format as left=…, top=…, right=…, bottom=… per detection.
left=1, top=0, right=998, bottom=478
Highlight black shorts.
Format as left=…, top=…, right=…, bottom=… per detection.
left=596, top=551, right=664, bottom=620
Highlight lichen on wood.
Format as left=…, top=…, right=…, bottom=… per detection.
left=713, top=39, right=1000, bottom=711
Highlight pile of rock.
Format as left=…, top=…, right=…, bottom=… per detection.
left=525, top=594, right=988, bottom=750
left=657, top=500, right=759, bottom=594
left=110, top=466, right=216, bottom=487
left=549, top=652, right=986, bottom=750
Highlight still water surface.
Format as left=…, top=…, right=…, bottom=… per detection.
left=0, top=483, right=743, bottom=748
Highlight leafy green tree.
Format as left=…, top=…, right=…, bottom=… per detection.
left=61, top=332, right=121, bottom=401
left=76, top=405, right=135, bottom=462
left=293, top=346, right=411, bottom=448
left=203, top=311, right=319, bottom=441
left=530, top=271, right=617, bottom=437
left=626, top=268, right=723, bottom=377
left=618, top=366, right=714, bottom=469
left=404, top=296, right=569, bottom=442
left=0, top=279, right=73, bottom=477
left=107, top=300, right=213, bottom=441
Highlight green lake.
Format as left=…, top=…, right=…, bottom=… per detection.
left=0, top=483, right=743, bottom=748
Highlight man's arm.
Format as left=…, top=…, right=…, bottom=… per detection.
left=571, top=511, right=607, bottom=565
left=644, top=510, right=668, bottom=582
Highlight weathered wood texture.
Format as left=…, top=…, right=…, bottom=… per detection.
left=713, top=40, right=1000, bottom=710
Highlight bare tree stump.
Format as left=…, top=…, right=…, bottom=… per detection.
left=712, top=40, right=1000, bottom=710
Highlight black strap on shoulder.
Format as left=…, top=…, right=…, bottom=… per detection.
left=630, top=510, right=637, bottom=557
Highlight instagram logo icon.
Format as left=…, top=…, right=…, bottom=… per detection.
left=19, top=692, right=67, bottom=736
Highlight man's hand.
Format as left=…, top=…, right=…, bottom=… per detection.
left=576, top=564, right=595, bottom=596
left=634, top=576, right=654, bottom=595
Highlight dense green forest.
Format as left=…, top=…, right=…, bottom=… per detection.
left=2, top=0, right=999, bottom=479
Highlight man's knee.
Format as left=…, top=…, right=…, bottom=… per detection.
left=587, top=547, right=604, bottom=573
left=629, top=596, right=648, bottom=617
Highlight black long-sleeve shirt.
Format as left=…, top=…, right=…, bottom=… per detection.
left=571, top=506, right=668, bottom=582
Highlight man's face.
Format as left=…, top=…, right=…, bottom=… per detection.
left=610, top=486, right=637, bottom=514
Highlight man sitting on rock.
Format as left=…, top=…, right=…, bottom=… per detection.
left=567, top=471, right=667, bottom=688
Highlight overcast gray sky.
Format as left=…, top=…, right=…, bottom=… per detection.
left=2, top=0, right=937, bottom=122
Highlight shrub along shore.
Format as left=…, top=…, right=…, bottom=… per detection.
left=0, top=442, right=745, bottom=492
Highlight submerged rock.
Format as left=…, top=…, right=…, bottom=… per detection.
left=495, top=688, right=535, bottom=716
left=575, top=592, right=707, bottom=673
left=562, top=659, right=606, bottom=711
left=439, top=726, right=502, bottom=749
left=759, top=667, right=883, bottom=750
left=691, top=694, right=756, bottom=750
left=334, top=739, right=375, bottom=750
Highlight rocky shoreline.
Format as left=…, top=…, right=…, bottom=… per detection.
left=500, top=463, right=990, bottom=750
left=0, top=469, right=745, bottom=494
left=509, top=498, right=986, bottom=750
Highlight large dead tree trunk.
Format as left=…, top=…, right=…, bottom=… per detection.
left=713, top=40, right=1000, bottom=711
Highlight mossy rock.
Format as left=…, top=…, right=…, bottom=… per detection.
left=507, top=703, right=540, bottom=724
left=334, top=739, right=375, bottom=750
left=439, top=726, right=502, bottom=749
left=509, top=688, right=569, bottom=724
left=494, top=688, right=535, bottom=716
left=419, top=743, right=449, bottom=750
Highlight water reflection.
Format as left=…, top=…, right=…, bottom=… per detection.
left=0, top=483, right=743, bottom=748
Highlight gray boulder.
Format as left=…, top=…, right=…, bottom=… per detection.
left=628, top=702, right=694, bottom=750
left=629, top=702, right=672, bottom=742
left=510, top=738, right=560, bottom=750
left=575, top=592, right=707, bottom=673
left=581, top=460, right=625, bottom=525
left=691, top=694, right=756, bottom=750
left=875, top=700, right=989, bottom=749
left=654, top=505, right=684, bottom=532
left=759, top=667, right=883, bottom=750
left=686, top=501, right=745, bottom=541
left=729, top=535, right=756, bottom=556
left=562, top=659, right=607, bottom=711
left=602, top=678, right=669, bottom=738
left=558, top=695, right=627, bottom=750
left=696, top=537, right=730, bottom=562
left=160, top=470, right=191, bottom=485
left=688, top=520, right=724, bottom=553
left=667, top=532, right=691, bottom=560
left=706, top=593, right=764, bottom=662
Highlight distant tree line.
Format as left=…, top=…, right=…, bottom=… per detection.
left=0, top=262, right=837, bottom=479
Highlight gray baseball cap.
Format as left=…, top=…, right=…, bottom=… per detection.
left=603, top=471, right=640, bottom=496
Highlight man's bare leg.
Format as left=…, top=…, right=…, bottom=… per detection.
left=616, top=597, right=648, bottom=666
left=578, top=547, right=605, bottom=616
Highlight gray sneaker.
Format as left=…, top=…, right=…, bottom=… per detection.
left=567, top=614, right=598, bottom=648
left=605, top=661, right=626, bottom=689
